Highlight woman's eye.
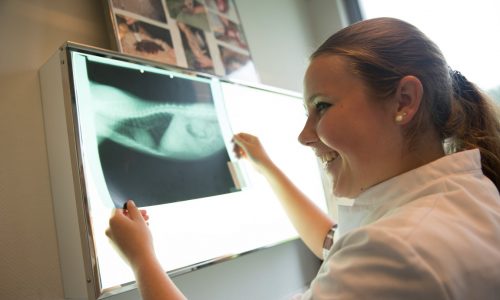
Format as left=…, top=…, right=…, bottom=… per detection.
left=315, top=102, right=331, bottom=113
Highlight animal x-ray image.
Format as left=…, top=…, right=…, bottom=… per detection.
left=84, top=59, right=238, bottom=208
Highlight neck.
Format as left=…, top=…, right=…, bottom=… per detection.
left=355, top=132, right=445, bottom=198
left=401, top=131, right=445, bottom=175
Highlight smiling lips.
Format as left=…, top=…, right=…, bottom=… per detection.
left=319, top=151, right=339, bottom=167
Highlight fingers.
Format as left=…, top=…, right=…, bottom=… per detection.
left=106, top=202, right=155, bottom=267
left=232, top=133, right=256, bottom=157
left=232, top=135, right=244, bottom=158
left=233, top=132, right=253, bottom=144
left=106, top=208, right=126, bottom=239
left=233, top=132, right=260, bottom=147
left=125, top=200, right=142, bottom=221
left=232, top=142, right=245, bottom=158
left=120, top=200, right=150, bottom=222
left=140, top=210, right=150, bottom=221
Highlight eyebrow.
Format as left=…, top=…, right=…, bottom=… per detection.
left=305, top=93, right=322, bottom=105
left=306, top=93, right=333, bottom=106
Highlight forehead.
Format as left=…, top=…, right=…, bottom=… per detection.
left=303, top=55, right=360, bottom=101
left=305, top=55, right=350, bottom=84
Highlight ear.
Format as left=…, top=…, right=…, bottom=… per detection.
left=393, top=75, right=423, bottom=125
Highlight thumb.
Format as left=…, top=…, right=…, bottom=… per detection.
left=233, top=133, right=253, bottom=150
left=125, top=200, right=142, bottom=220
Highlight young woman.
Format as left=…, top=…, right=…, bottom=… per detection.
left=106, top=17, right=500, bottom=299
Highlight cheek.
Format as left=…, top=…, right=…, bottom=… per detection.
left=317, top=106, right=389, bottom=152
left=315, top=113, right=353, bottom=151
left=316, top=116, right=344, bottom=150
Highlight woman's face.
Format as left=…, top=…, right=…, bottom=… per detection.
left=300, top=55, right=402, bottom=198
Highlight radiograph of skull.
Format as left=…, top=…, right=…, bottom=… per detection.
left=84, top=59, right=237, bottom=208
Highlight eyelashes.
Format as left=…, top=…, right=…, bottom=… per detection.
left=303, top=94, right=335, bottom=117
left=314, top=101, right=332, bottom=114
left=309, top=93, right=334, bottom=115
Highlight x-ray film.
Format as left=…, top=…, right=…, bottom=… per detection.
left=70, top=50, right=249, bottom=290
left=72, top=53, right=239, bottom=209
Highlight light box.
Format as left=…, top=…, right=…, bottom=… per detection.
left=39, top=42, right=326, bottom=299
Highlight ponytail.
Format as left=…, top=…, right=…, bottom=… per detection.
left=446, top=69, right=500, bottom=190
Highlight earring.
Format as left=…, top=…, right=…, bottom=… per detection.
left=395, top=112, right=407, bottom=122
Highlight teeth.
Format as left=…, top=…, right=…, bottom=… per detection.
left=320, top=152, right=338, bottom=165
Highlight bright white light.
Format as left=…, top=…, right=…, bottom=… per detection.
left=359, top=0, right=500, bottom=91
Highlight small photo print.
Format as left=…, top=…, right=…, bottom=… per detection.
left=209, top=13, right=248, bottom=50
left=178, top=22, right=214, bottom=73
left=205, top=0, right=238, bottom=21
left=112, top=0, right=167, bottom=23
left=115, top=14, right=177, bottom=65
left=218, top=45, right=251, bottom=75
left=166, top=0, right=211, bottom=32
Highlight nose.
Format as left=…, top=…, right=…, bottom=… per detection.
left=298, top=117, right=317, bottom=146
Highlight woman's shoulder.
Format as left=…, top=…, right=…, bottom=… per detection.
left=369, top=181, right=500, bottom=251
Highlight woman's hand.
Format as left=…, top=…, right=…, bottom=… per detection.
left=106, top=200, right=155, bottom=270
left=107, top=201, right=188, bottom=300
left=232, top=133, right=274, bottom=173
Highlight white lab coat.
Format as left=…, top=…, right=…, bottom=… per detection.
left=300, top=149, right=500, bottom=299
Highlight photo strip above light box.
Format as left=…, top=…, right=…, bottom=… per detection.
left=103, top=0, right=260, bottom=83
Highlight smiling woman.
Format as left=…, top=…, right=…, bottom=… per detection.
left=106, top=17, right=500, bottom=300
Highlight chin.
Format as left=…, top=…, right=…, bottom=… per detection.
left=331, top=185, right=347, bottom=198
left=332, top=190, right=348, bottom=198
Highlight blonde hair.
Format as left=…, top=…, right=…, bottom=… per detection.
left=311, top=17, right=500, bottom=189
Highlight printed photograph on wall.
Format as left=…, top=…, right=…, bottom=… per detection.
left=105, top=0, right=259, bottom=82
left=114, top=14, right=177, bottom=65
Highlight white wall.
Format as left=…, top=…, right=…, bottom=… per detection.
left=0, top=2, right=110, bottom=299
left=0, top=0, right=345, bottom=299
left=236, top=0, right=347, bottom=92
left=306, top=0, right=349, bottom=47
left=235, top=0, right=315, bottom=91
